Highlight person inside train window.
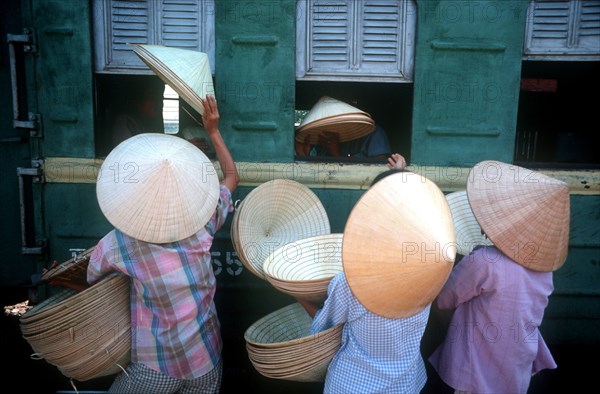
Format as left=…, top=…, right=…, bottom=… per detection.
left=294, top=96, right=394, bottom=161
left=298, top=164, right=455, bottom=394
left=301, top=123, right=393, bottom=160
left=428, top=160, right=569, bottom=394
left=88, top=95, right=239, bottom=394
left=110, top=78, right=165, bottom=146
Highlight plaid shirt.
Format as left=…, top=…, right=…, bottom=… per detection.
left=88, top=185, right=233, bottom=379
left=311, top=272, right=429, bottom=394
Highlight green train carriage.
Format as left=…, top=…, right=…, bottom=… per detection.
left=1, top=0, right=598, bottom=392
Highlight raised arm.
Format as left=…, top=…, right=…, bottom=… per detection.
left=201, top=95, right=239, bottom=194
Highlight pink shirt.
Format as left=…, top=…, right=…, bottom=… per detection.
left=88, top=185, right=233, bottom=379
left=429, top=246, right=557, bottom=393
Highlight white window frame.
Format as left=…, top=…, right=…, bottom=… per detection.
left=296, top=0, right=417, bottom=82
left=523, top=0, right=600, bottom=61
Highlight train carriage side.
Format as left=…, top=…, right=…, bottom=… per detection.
left=0, top=0, right=598, bottom=393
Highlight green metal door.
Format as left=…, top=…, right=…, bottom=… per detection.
left=215, top=0, right=296, bottom=163
left=19, top=0, right=110, bottom=273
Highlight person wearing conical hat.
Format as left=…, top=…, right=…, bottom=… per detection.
left=87, top=95, right=239, bottom=393
left=428, top=160, right=569, bottom=394
left=299, top=168, right=456, bottom=394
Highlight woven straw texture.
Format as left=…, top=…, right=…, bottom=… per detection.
left=96, top=133, right=220, bottom=244
left=20, top=273, right=131, bottom=381
left=295, top=96, right=375, bottom=144
left=244, top=303, right=342, bottom=382
left=343, top=172, right=456, bottom=319
left=445, top=191, right=493, bottom=256
left=263, top=233, right=343, bottom=303
left=467, top=160, right=570, bottom=272
left=231, top=179, right=330, bottom=279
left=41, top=247, right=94, bottom=289
left=133, top=44, right=214, bottom=116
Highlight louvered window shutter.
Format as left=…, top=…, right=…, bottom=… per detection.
left=93, top=0, right=214, bottom=73
left=297, top=0, right=415, bottom=82
left=524, top=0, right=600, bottom=60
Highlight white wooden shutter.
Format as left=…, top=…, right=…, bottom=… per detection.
left=93, top=0, right=215, bottom=73
left=524, top=0, right=600, bottom=60
left=297, top=0, right=415, bottom=82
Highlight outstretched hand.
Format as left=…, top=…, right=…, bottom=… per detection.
left=200, top=95, right=219, bottom=134
left=387, top=153, right=407, bottom=170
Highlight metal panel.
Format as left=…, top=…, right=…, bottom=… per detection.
left=215, top=0, right=296, bottom=162
left=411, top=0, right=528, bottom=166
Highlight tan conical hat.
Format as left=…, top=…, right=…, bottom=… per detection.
left=466, top=160, right=570, bottom=272
left=295, top=96, right=375, bottom=144
left=132, top=44, right=214, bottom=116
left=445, top=191, right=493, bottom=256
left=96, top=133, right=220, bottom=243
left=343, top=172, right=456, bottom=318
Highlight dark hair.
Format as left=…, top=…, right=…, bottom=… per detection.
left=371, top=169, right=408, bottom=187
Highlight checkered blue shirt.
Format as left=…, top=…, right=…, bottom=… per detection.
left=88, top=185, right=233, bottom=380
left=311, top=272, right=429, bottom=393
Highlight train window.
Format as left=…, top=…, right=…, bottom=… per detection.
left=92, top=0, right=215, bottom=74
left=295, top=1, right=416, bottom=164
left=517, top=0, right=599, bottom=168
left=515, top=60, right=600, bottom=168
left=294, top=81, right=413, bottom=164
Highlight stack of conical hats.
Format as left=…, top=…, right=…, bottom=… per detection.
left=132, top=44, right=214, bottom=116
left=230, top=179, right=331, bottom=280
left=466, top=160, right=570, bottom=272
left=244, top=303, right=343, bottom=382
left=295, top=96, right=375, bottom=144
left=20, top=249, right=131, bottom=382
left=262, top=233, right=343, bottom=303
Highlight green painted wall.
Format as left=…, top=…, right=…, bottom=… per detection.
left=27, top=0, right=95, bottom=158
left=215, top=0, right=296, bottom=162
left=411, top=0, right=528, bottom=166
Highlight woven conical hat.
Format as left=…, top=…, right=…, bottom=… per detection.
left=133, top=44, right=214, bottom=116
left=299, top=96, right=368, bottom=127
left=234, top=179, right=330, bottom=279
left=96, top=133, right=219, bottom=243
left=343, top=172, right=456, bottom=318
left=467, top=160, right=570, bottom=272
left=445, top=191, right=493, bottom=256
left=295, top=96, right=375, bottom=144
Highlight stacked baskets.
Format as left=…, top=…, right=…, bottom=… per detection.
left=232, top=179, right=344, bottom=381
left=20, top=249, right=131, bottom=382
left=244, top=303, right=343, bottom=382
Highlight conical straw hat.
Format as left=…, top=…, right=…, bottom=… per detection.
left=343, top=172, right=456, bottom=318
left=445, top=191, right=493, bottom=256
left=295, top=96, right=375, bottom=144
left=96, top=133, right=219, bottom=243
left=132, top=44, right=214, bottom=116
left=299, top=96, right=368, bottom=127
left=466, top=160, right=570, bottom=272
left=233, top=179, right=330, bottom=279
